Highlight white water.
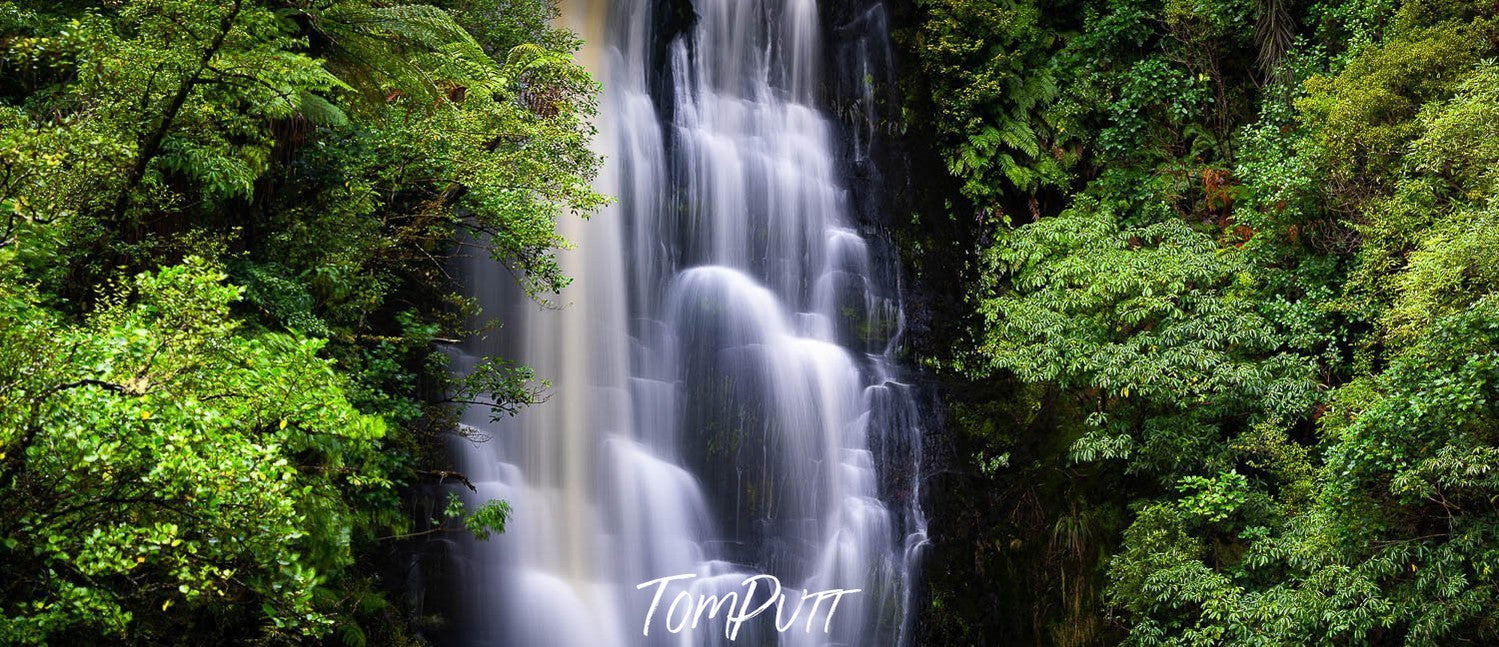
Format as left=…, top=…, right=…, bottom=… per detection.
left=441, top=1, right=927, bottom=644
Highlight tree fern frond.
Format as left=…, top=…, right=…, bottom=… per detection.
left=295, top=90, right=348, bottom=127
left=1256, top=0, right=1296, bottom=85
left=503, top=42, right=551, bottom=69
left=311, top=3, right=501, bottom=108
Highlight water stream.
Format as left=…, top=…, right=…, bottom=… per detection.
left=441, top=1, right=927, bottom=644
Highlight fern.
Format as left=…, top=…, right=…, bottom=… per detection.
left=295, top=90, right=348, bottom=127
left=310, top=3, right=502, bottom=109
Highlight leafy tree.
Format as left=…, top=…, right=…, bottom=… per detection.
left=967, top=196, right=1318, bottom=481
left=0, top=258, right=392, bottom=642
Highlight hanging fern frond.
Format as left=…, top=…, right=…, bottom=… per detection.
left=295, top=90, right=348, bottom=127
left=1256, top=0, right=1297, bottom=85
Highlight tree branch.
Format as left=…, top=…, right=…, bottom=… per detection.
left=109, top=0, right=244, bottom=225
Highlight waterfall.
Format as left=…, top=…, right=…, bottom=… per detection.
left=439, top=1, right=928, bottom=644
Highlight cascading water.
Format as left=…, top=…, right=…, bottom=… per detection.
left=439, top=1, right=928, bottom=644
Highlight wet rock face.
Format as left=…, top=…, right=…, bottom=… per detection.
left=818, top=0, right=943, bottom=355
left=818, top=0, right=966, bottom=366
left=821, top=0, right=900, bottom=222
left=646, top=0, right=695, bottom=128
left=819, top=1, right=959, bottom=640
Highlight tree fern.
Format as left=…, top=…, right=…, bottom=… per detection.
left=1256, top=0, right=1296, bottom=84
left=309, top=3, right=501, bottom=108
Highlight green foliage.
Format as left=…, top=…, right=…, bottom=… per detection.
left=0, top=0, right=600, bottom=642
left=1105, top=299, right=1499, bottom=646
left=967, top=195, right=1317, bottom=482
left=913, top=0, right=1499, bottom=642
left=914, top=0, right=1067, bottom=202
left=971, top=197, right=1311, bottom=407
left=448, top=494, right=512, bottom=541
left=1297, top=11, right=1494, bottom=207
left=455, top=357, right=549, bottom=422
left=0, top=258, right=388, bottom=642
left=1176, top=470, right=1251, bottom=523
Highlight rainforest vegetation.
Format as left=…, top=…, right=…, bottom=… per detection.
left=3, top=0, right=1499, bottom=644
left=0, top=0, right=600, bottom=643
left=899, top=0, right=1499, bottom=644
